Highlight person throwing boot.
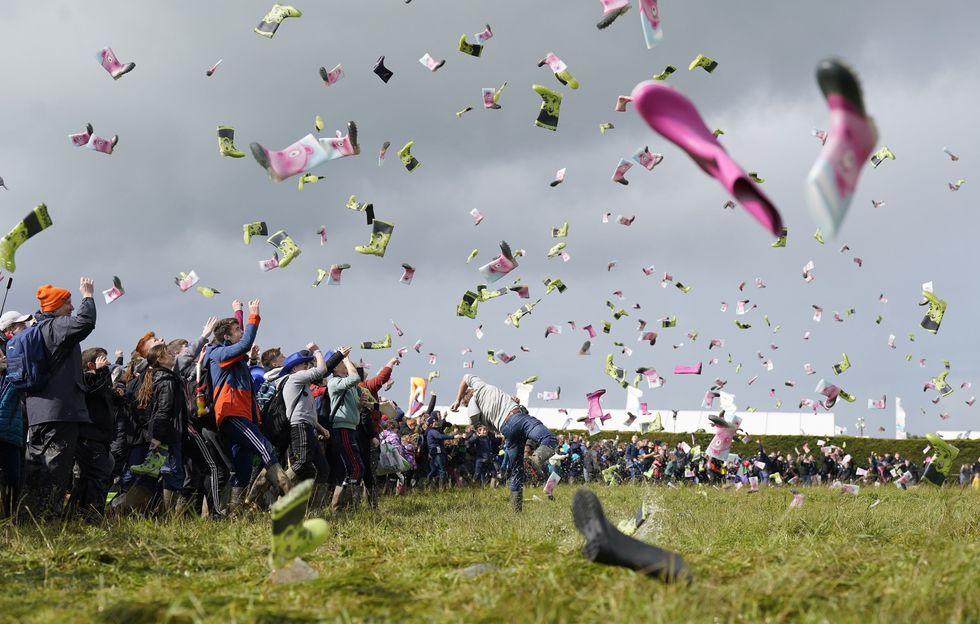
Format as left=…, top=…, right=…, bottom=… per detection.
left=450, top=374, right=558, bottom=512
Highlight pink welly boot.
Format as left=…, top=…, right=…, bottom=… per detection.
left=706, top=412, right=739, bottom=461
left=321, top=121, right=359, bottom=158
left=597, top=0, right=631, bottom=29
left=250, top=122, right=358, bottom=183
left=69, top=123, right=93, bottom=147
left=631, top=80, right=783, bottom=236
left=478, top=241, right=518, bottom=283
left=96, top=47, right=136, bottom=80
left=586, top=389, right=610, bottom=422
left=611, top=159, right=633, bottom=185
left=85, top=135, right=118, bottom=155
left=639, top=0, right=663, bottom=48
left=805, top=59, right=877, bottom=239
left=250, top=134, right=326, bottom=183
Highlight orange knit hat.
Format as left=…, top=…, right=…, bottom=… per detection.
left=36, top=284, right=71, bottom=313
left=135, top=331, right=157, bottom=357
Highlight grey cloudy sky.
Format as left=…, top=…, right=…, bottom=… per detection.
left=1, top=1, right=978, bottom=437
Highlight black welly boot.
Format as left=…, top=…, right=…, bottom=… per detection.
left=572, top=489, right=691, bottom=584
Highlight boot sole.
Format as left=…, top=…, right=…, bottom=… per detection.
left=112, top=63, right=136, bottom=80
left=348, top=121, right=360, bottom=154
left=816, top=58, right=866, bottom=116
left=597, top=5, right=631, bottom=29
left=250, top=142, right=280, bottom=181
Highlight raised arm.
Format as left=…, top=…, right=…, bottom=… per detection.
left=449, top=375, right=471, bottom=412
left=210, top=300, right=261, bottom=365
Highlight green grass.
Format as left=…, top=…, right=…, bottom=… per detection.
left=1, top=485, right=978, bottom=623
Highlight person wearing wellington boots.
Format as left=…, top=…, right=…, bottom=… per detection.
left=449, top=374, right=558, bottom=512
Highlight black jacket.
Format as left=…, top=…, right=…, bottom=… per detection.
left=147, top=367, right=187, bottom=446
left=80, top=368, right=116, bottom=443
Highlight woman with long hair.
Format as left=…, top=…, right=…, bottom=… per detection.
left=135, top=344, right=188, bottom=514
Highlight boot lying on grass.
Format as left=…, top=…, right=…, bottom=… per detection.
left=271, top=479, right=327, bottom=570
left=572, top=489, right=691, bottom=584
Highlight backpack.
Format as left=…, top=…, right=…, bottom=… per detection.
left=260, top=376, right=303, bottom=448
left=6, top=319, right=65, bottom=392
left=186, top=360, right=217, bottom=431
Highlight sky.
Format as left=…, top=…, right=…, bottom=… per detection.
left=1, top=1, right=978, bottom=437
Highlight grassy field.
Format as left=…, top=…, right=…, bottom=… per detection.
left=1, top=485, right=978, bottom=624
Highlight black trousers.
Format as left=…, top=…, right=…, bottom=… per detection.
left=0, top=440, right=23, bottom=518
left=358, top=429, right=377, bottom=491
left=24, top=422, right=79, bottom=520
left=289, top=422, right=330, bottom=483
left=182, top=428, right=228, bottom=516
left=69, top=438, right=114, bottom=520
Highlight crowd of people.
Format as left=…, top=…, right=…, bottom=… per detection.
left=0, top=277, right=977, bottom=525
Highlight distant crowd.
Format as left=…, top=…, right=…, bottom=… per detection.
left=1, top=277, right=977, bottom=524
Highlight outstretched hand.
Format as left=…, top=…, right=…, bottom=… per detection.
left=201, top=316, right=218, bottom=338
left=79, top=277, right=94, bottom=298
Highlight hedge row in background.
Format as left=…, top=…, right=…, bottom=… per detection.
left=554, top=432, right=980, bottom=473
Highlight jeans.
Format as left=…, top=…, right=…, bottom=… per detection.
left=427, top=453, right=447, bottom=483
left=500, top=411, right=557, bottom=493
left=219, top=416, right=278, bottom=488
left=119, top=442, right=152, bottom=490
left=159, top=439, right=184, bottom=491
left=474, top=457, right=492, bottom=483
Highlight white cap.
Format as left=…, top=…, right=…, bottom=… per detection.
left=0, top=311, right=31, bottom=331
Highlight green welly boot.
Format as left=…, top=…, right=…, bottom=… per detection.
left=616, top=501, right=651, bottom=537
left=920, top=290, right=947, bottom=334
left=456, top=291, right=480, bottom=319
left=532, top=85, right=563, bottom=131
left=922, top=433, right=959, bottom=486
left=217, top=126, right=245, bottom=158
left=0, top=204, right=53, bottom=273
left=458, top=34, right=483, bottom=57
left=131, top=446, right=168, bottom=477
left=243, top=221, right=268, bottom=245
left=267, top=230, right=301, bottom=267
left=652, top=65, right=676, bottom=81
left=771, top=226, right=788, bottom=248
left=605, top=354, right=628, bottom=388
left=544, top=278, right=567, bottom=294
left=688, top=54, right=718, bottom=73
left=355, top=220, right=394, bottom=257
left=547, top=242, right=566, bottom=258
left=398, top=141, right=420, bottom=172
left=360, top=333, right=392, bottom=350
left=255, top=4, right=302, bottom=38
left=270, top=479, right=328, bottom=569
